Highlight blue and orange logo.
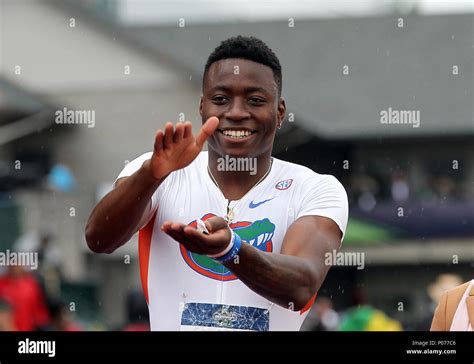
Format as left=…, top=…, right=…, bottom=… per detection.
left=180, top=213, right=275, bottom=281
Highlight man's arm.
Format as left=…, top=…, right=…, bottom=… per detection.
left=224, top=215, right=341, bottom=311
left=162, top=215, right=342, bottom=311
left=85, top=162, right=164, bottom=254
left=85, top=117, right=220, bottom=254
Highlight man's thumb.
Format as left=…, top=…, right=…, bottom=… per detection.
left=204, top=216, right=228, bottom=233
left=196, top=116, right=219, bottom=148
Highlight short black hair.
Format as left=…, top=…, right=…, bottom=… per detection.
left=203, top=35, right=282, bottom=96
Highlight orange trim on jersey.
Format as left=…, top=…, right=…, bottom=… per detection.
left=300, top=293, right=317, bottom=315
left=138, top=212, right=157, bottom=305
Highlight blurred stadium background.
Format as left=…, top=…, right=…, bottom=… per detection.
left=0, top=0, right=472, bottom=331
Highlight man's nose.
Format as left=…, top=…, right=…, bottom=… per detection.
left=223, top=99, right=251, bottom=120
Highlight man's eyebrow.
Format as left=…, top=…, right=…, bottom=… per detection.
left=208, top=85, right=271, bottom=95
left=243, top=86, right=271, bottom=95
left=208, top=85, right=232, bottom=93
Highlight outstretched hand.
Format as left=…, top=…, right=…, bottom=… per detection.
left=161, top=216, right=231, bottom=256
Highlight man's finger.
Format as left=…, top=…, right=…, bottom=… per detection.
left=196, top=116, right=219, bottom=149
left=204, top=216, right=228, bottom=233
left=163, top=122, right=174, bottom=149
left=153, top=130, right=164, bottom=154
left=173, top=122, right=185, bottom=144
left=161, top=220, right=173, bottom=231
left=183, top=226, right=230, bottom=255
left=162, top=221, right=186, bottom=234
left=183, top=226, right=211, bottom=244
left=165, top=229, right=190, bottom=246
left=171, top=222, right=186, bottom=232
left=183, top=121, right=193, bottom=139
left=165, top=226, right=209, bottom=254
left=162, top=223, right=188, bottom=241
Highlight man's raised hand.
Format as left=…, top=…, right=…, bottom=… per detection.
left=145, top=116, right=219, bottom=180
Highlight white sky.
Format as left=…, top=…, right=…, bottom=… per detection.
left=118, top=0, right=474, bottom=25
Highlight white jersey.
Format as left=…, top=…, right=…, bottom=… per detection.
left=116, top=151, right=348, bottom=331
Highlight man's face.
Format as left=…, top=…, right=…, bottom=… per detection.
left=200, top=58, right=285, bottom=158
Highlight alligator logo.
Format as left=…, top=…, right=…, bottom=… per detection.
left=180, top=213, right=275, bottom=281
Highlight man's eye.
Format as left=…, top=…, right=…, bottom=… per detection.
left=249, top=98, right=265, bottom=104
left=212, top=96, right=227, bottom=103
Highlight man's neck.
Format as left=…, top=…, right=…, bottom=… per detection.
left=208, top=150, right=273, bottom=201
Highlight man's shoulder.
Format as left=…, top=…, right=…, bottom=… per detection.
left=130, top=151, right=206, bottom=165
left=124, top=152, right=153, bottom=166
left=274, top=158, right=341, bottom=186
left=273, top=157, right=314, bottom=177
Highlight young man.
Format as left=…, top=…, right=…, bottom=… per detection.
left=86, top=36, right=348, bottom=331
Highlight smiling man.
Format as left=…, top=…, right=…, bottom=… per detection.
left=85, top=36, right=348, bottom=331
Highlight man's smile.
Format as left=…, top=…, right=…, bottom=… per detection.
left=217, top=127, right=258, bottom=141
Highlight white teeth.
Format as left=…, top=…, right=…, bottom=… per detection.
left=221, top=130, right=252, bottom=138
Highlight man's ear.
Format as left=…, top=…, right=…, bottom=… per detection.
left=277, top=96, right=286, bottom=129
left=199, top=95, right=204, bottom=117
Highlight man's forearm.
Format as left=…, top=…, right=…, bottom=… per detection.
left=224, top=243, right=324, bottom=311
left=85, top=160, right=165, bottom=253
